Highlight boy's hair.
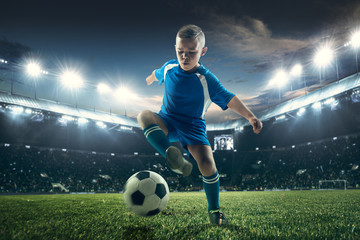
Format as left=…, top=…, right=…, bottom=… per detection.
left=177, top=24, right=205, bottom=48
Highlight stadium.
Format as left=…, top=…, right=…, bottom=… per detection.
left=1, top=10, right=360, bottom=240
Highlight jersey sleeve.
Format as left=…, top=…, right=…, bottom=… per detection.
left=154, top=59, right=178, bottom=85
left=206, top=73, right=235, bottom=110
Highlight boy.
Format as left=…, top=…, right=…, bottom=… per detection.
left=137, top=24, right=262, bottom=225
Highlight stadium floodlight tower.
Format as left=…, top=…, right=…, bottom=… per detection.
left=351, top=30, right=360, bottom=73
left=314, top=46, right=334, bottom=87
left=26, top=61, right=43, bottom=100
left=290, top=64, right=303, bottom=93
left=60, top=70, right=83, bottom=108
left=269, top=70, right=289, bottom=102
left=115, top=86, right=136, bottom=117
left=97, top=82, right=112, bottom=114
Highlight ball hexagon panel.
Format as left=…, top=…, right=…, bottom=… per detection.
left=142, top=194, right=161, bottom=211
left=149, top=171, right=166, bottom=185
left=131, top=204, right=149, bottom=217
left=138, top=178, right=156, bottom=196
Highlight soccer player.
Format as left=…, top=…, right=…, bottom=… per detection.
left=137, top=24, right=262, bottom=225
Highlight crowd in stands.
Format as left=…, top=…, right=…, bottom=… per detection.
left=0, top=134, right=359, bottom=193
left=231, top=135, right=360, bottom=191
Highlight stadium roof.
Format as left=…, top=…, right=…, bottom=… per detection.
left=1, top=73, right=359, bottom=131
left=0, top=92, right=138, bottom=127
left=207, top=73, right=360, bottom=131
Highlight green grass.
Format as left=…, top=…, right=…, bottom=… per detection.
left=0, top=191, right=359, bottom=239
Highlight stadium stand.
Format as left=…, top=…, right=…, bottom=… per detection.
left=0, top=133, right=359, bottom=193
left=0, top=68, right=359, bottom=194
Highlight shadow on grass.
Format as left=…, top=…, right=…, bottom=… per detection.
left=122, top=225, right=155, bottom=240
left=167, top=223, right=253, bottom=239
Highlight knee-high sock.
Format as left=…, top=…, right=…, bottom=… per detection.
left=143, top=124, right=170, bottom=158
left=202, top=171, right=220, bottom=211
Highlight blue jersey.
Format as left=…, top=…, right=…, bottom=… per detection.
left=154, top=59, right=235, bottom=121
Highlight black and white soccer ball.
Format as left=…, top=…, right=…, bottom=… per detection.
left=123, top=170, right=169, bottom=217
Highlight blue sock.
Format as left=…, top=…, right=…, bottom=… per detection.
left=143, top=124, right=171, bottom=158
left=202, top=171, right=220, bottom=211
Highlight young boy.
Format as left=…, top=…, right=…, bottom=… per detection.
left=137, top=24, right=262, bottom=225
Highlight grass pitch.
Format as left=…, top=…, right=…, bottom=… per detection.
left=0, top=190, right=359, bottom=239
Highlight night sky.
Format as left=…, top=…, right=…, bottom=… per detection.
left=1, top=0, right=359, bottom=123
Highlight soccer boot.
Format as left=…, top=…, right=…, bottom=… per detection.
left=165, top=146, right=193, bottom=176
left=208, top=209, right=228, bottom=225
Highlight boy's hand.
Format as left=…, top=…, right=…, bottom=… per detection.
left=146, top=71, right=158, bottom=85
left=249, top=117, right=262, bottom=134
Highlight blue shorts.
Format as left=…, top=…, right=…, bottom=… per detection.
left=156, top=111, right=210, bottom=151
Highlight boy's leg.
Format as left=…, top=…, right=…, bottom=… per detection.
left=187, top=144, right=228, bottom=225
left=137, top=110, right=169, bottom=157
left=137, top=110, right=192, bottom=176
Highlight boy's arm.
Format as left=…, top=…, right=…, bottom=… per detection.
left=227, top=96, right=263, bottom=134
left=146, top=70, right=159, bottom=85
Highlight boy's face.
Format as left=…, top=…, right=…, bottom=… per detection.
left=175, top=36, right=207, bottom=72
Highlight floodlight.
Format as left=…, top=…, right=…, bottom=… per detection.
left=116, top=87, right=130, bottom=101
left=323, top=97, right=335, bottom=105
left=61, top=71, right=83, bottom=89
left=312, top=102, right=322, bottom=109
left=290, top=64, right=302, bottom=76
left=351, top=31, right=360, bottom=49
left=115, top=86, right=138, bottom=102
left=297, top=107, right=306, bottom=116
left=275, top=114, right=286, bottom=121
left=96, top=121, right=106, bottom=129
left=11, top=106, right=24, bottom=114
left=269, top=70, right=288, bottom=88
left=62, top=115, right=75, bottom=121
left=77, top=118, right=89, bottom=124
left=25, top=109, right=33, bottom=114
left=97, top=83, right=111, bottom=94
left=26, top=62, right=42, bottom=77
left=314, top=46, right=334, bottom=67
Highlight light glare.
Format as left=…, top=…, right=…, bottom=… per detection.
left=290, top=64, right=302, bottom=76
left=78, top=118, right=89, bottom=124
left=312, top=102, right=322, bottom=109
left=97, top=83, right=111, bottom=94
left=61, top=71, right=83, bottom=89
left=297, top=107, right=306, bottom=116
left=115, top=87, right=137, bottom=102
left=314, top=46, right=334, bottom=67
left=26, top=62, right=42, bottom=77
left=351, top=31, right=360, bottom=49
left=269, top=70, right=288, bottom=88
left=96, top=121, right=106, bottom=129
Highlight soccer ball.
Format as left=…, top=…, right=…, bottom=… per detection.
left=123, top=170, right=169, bottom=217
